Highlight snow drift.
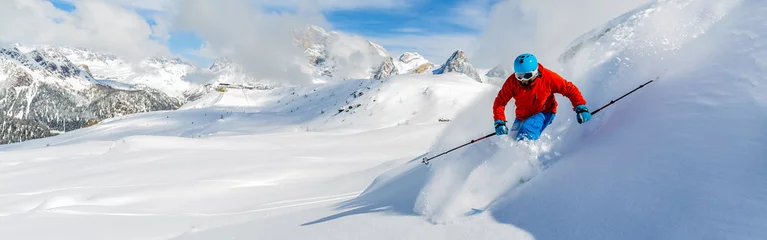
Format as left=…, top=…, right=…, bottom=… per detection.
left=345, top=0, right=767, bottom=239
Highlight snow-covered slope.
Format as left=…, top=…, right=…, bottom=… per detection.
left=2, top=0, right=766, bottom=239
left=352, top=0, right=767, bottom=239
left=182, top=72, right=490, bottom=132
left=0, top=72, right=493, bottom=239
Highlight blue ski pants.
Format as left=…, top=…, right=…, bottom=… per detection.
left=511, top=112, right=556, bottom=141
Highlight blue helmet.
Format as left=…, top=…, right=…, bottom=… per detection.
left=514, top=53, right=538, bottom=73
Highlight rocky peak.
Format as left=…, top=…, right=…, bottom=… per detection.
left=26, top=50, right=93, bottom=81
left=432, top=50, right=482, bottom=83
left=295, top=26, right=330, bottom=62
left=79, top=64, right=92, bottom=75
left=413, top=63, right=435, bottom=74
left=372, top=57, right=398, bottom=80
left=0, top=47, right=25, bottom=62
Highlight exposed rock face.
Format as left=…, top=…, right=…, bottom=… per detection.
left=372, top=57, right=398, bottom=80
left=32, top=45, right=200, bottom=99
left=433, top=50, right=482, bottom=83
left=0, top=47, right=183, bottom=145
left=413, top=63, right=435, bottom=74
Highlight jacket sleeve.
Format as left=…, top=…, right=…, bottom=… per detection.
left=549, top=72, right=587, bottom=109
left=492, top=77, right=515, bottom=122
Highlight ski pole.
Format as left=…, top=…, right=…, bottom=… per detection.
left=591, top=77, right=656, bottom=115
left=422, top=133, right=495, bottom=165
left=422, top=77, right=656, bottom=165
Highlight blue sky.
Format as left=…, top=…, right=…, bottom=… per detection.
left=47, top=0, right=497, bottom=67
left=325, top=3, right=479, bottom=37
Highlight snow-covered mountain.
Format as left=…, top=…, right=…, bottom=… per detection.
left=0, top=46, right=183, bottom=144
left=0, top=47, right=98, bottom=90
left=372, top=57, right=398, bottom=80
left=200, top=26, right=391, bottom=87
left=482, top=64, right=514, bottom=86
left=8, top=2, right=767, bottom=238
left=295, top=26, right=388, bottom=81
left=25, top=45, right=201, bottom=99
left=432, top=50, right=483, bottom=83
left=372, top=52, right=435, bottom=80
left=395, top=52, right=434, bottom=74
left=0, top=25, right=405, bottom=146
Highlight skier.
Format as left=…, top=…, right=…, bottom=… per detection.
left=493, top=53, right=591, bottom=141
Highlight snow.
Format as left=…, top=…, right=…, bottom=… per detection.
left=394, top=52, right=432, bottom=74
left=2, top=0, right=767, bottom=239
left=94, top=80, right=143, bottom=91
left=123, top=59, right=196, bottom=98
left=0, top=73, right=504, bottom=239
left=0, top=47, right=93, bottom=92
left=21, top=45, right=200, bottom=98
left=400, top=0, right=767, bottom=239
left=321, top=33, right=388, bottom=80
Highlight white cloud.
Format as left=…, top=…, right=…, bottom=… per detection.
left=62, top=0, right=413, bottom=12
left=255, top=0, right=414, bottom=11
left=3, top=0, right=654, bottom=84
left=471, top=0, right=651, bottom=68
left=108, top=0, right=175, bottom=11
left=445, top=0, right=500, bottom=30
left=0, top=0, right=170, bottom=62
left=323, top=32, right=389, bottom=79
left=56, top=0, right=176, bottom=11
left=174, top=0, right=330, bottom=85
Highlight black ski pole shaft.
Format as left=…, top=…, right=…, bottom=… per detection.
left=423, top=133, right=495, bottom=165
left=591, top=77, right=656, bottom=115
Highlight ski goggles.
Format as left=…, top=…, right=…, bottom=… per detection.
left=515, top=69, right=538, bottom=81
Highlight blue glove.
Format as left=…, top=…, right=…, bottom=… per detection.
left=575, top=105, right=592, bottom=124
left=494, top=120, right=508, bottom=135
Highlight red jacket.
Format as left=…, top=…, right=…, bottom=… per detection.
left=493, top=64, right=587, bottom=121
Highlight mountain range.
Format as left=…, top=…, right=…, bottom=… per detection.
left=0, top=25, right=488, bottom=145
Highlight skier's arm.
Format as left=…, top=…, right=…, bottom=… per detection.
left=549, top=72, right=587, bottom=109
left=492, top=77, right=515, bottom=122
